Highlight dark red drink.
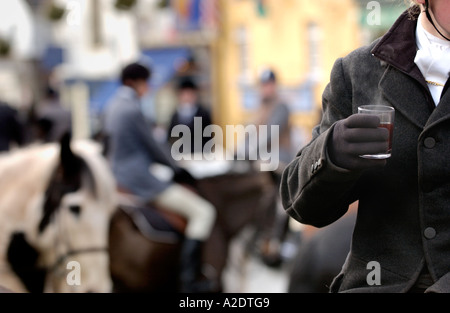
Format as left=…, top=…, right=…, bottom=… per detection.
left=358, top=105, right=395, bottom=159
left=380, top=122, right=394, bottom=152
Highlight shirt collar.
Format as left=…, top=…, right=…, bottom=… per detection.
left=416, top=13, right=450, bottom=56
left=415, top=13, right=450, bottom=105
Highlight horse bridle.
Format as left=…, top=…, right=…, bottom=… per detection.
left=47, top=203, right=109, bottom=279
left=49, top=247, right=108, bottom=275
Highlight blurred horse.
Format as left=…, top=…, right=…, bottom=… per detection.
left=287, top=208, right=357, bottom=293
left=109, top=160, right=278, bottom=292
left=0, top=135, right=117, bottom=293
left=109, top=197, right=185, bottom=292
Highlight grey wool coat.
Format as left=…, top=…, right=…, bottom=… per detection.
left=280, top=10, right=450, bottom=293
left=104, top=86, right=178, bottom=201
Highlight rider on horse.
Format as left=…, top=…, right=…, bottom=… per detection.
left=103, top=62, right=217, bottom=293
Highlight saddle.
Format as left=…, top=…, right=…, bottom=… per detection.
left=116, top=187, right=187, bottom=244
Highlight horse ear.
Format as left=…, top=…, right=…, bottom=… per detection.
left=60, top=132, right=82, bottom=181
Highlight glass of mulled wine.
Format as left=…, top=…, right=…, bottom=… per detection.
left=358, top=105, right=395, bottom=160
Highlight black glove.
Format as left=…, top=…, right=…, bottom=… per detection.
left=173, top=168, right=198, bottom=188
left=327, top=114, right=389, bottom=171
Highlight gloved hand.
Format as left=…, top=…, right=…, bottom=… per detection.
left=327, top=114, right=389, bottom=171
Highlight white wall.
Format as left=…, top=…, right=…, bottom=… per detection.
left=52, top=0, right=140, bottom=80
left=0, top=0, right=35, bottom=59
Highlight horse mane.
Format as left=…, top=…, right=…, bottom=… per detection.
left=70, top=140, right=117, bottom=209
left=0, top=140, right=116, bottom=232
left=0, top=140, right=117, bottom=293
left=37, top=139, right=117, bottom=234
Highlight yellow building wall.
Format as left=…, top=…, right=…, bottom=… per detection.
left=211, top=0, right=362, bottom=147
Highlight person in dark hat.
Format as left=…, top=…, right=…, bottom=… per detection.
left=281, top=0, right=450, bottom=293
left=167, top=77, right=213, bottom=155
left=104, top=63, right=217, bottom=293
left=252, top=68, right=293, bottom=166
left=242, top=68, right=294, bottom=267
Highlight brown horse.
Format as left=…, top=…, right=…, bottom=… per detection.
left=108, top=199, right=185, bottom=292
left=108, top=161, right=278, bottom=293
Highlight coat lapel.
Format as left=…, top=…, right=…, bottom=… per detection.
left=372, top=10, right=437, bottom=131
left=379, top=66, right=432, bottom=130
left=425, top=80, right=450, bottom=130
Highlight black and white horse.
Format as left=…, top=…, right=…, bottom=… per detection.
left=0, top=135, right=117, bottom=293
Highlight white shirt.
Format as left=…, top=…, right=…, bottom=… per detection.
left=415, top=13, right=450, bottom=106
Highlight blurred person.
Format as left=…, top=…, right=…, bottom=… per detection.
left=0, top=101, right=24, bottom=152
left=243, top=68, right=294, bottom=267
left=243, top=68, right=293, bottom=168
left=281, top=0, right=450, bottom=293
left=167, top=76, right=213, bottom=154
left=36, top=86, right=72, bottom=143
left=103, top=62, right=217, bottom=293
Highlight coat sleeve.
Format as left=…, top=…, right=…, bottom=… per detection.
left=130, top=108, right=180, bottom=172
left=280, top=58, right=362, bottom=228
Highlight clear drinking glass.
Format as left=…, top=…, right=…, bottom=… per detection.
left=358, top=105, right=395, bottom=160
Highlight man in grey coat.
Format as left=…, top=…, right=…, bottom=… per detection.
left=281, top=1, right=450, bottom=293
left=104, top=62, right=216, bottom=293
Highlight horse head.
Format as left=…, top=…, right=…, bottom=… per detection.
left=2, top=134, right=117, bottom=293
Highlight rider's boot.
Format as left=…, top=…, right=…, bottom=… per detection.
left=179, top=238, right=218, bottom=293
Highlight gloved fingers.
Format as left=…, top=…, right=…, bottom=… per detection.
left=328, top=115, right=391, bottom=171
left=343, top=127, right=389, bottom=143
left=344, top=114, right=381, bottom=129
left=346, top=141, right=390, bottom=156
left=345, top=156, right=387, bottom=171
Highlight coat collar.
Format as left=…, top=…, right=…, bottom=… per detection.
left=372, top=10, right=441, bottom=129
left=374, top=11, right=450, bottom=100
left=372, top=10, right=421, bottom=78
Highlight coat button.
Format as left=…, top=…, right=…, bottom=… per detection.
left=424, top=227, right=436, bottom=239
left=317, top=159, right=322, bottom=168
left=424, top=137, right=436, bottom=149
